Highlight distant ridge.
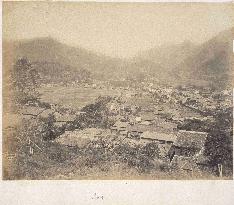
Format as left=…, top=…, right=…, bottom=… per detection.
left=3, top=37, right=125, bottom=80
left=136, top=27, right=234, bottom=88
left=176, top=27, right=234, bottom=88
left=3, top=27, right=234, bottom=88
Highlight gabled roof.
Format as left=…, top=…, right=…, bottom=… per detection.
left=113, top=121, right=129, bottom=128
left=127, top=124, right=169, bottom=133
left=127, top=124, right=150, bottom=133
left=174, top=130, right=208, bottom=150
left=141, top=131, right=177, bottom=142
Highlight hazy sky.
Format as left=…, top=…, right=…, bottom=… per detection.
left=3, top=2, right=234, bottom=58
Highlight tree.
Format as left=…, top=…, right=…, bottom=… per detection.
left=12, top=58, right=40, bottom=104
left=74, top=96, right=113, bottom=129
left=204, top=107, right=233, bottom=176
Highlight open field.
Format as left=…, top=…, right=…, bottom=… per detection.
left=38, top=85, right=119, bottom=109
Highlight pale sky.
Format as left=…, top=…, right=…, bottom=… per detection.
left=3, top=2, right=234, bottom=58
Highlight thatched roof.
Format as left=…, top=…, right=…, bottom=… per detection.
left=141, top=131, right=177, bottom=142
left=174, top=130, right=208, bottom=150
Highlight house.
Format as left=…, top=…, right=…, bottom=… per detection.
left=119, top=130, right=128, bottom=137
left=140, top=131, right=177, bottom=144
left=155, top=119, right=178, bottom=131
left=127, top=124, right=149, bottom=138
left=175, top=130, right=208, bottom=150
left=110, top=121, right=129, bottom=134
left=168, top=130, right=208, bottom=160
left=140, top=113, right=155, bottom=125
left=82, top=128, right=105, bottom=138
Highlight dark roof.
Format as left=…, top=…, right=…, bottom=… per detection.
left=174, top=130, right=208, bottom=150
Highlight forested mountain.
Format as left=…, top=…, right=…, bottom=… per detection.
left=3, top=27, right=233, bottom=88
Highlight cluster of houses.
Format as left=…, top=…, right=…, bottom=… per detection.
left=110, top=114, right=209, bottom=172
left=23, top=82, right=225, bottom=174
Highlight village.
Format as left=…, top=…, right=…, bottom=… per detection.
left=15, top=79, right=232, bottom=178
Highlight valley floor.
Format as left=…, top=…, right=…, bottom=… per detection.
left=2, top=82, right=233, bottom=180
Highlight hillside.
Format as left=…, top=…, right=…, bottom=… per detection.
left=3, top=37, right=125, bottom=81
left=3, top=27, right=234, bottom=88
left=137, top=41, right=197, bottom=71
left=135, top=27, right=233, bottom=88
left=131, top=41, right=197, bottom=84
left=175, top=27, right=234, bottom=88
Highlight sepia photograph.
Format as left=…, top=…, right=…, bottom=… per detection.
left=2, top=1, right=233, bottom=180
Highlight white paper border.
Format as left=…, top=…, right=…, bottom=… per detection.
left=1, top=1, right=234, bottom=205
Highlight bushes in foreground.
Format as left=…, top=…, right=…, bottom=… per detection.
left=82, top=138, right=162, bottom=173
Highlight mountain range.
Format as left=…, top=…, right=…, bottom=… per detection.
left=3, top=27, right=234, bottom=88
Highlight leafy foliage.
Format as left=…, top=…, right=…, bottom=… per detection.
left=204, top=107, right=233, bottom=175
left=12, top=57, right=40, bottom=104
left=74, top=96, right=114, bottom=129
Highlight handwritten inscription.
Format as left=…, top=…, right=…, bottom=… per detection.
left=91, top=193, right=104, bottom=200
